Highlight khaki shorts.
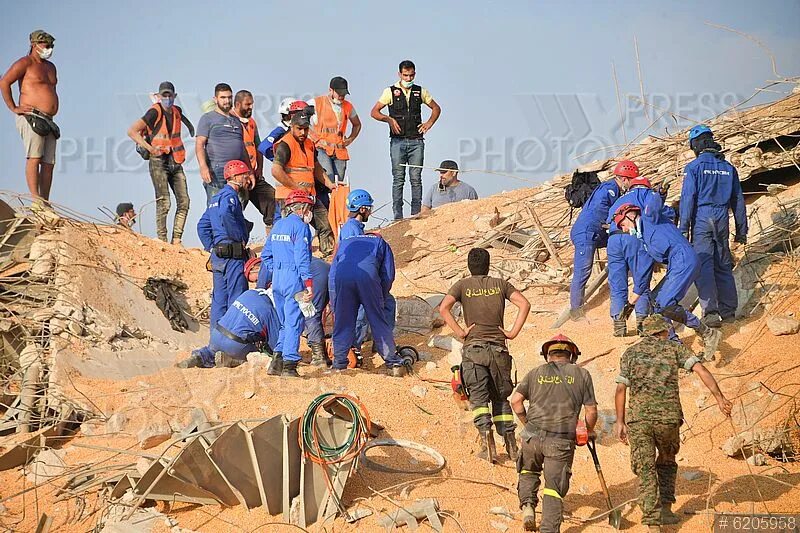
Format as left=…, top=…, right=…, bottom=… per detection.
left=15, top=114, right=56, bottom=165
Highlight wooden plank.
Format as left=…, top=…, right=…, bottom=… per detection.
left=551, top=267, right=609, bottom=328
left=526, top=204, right=564, bottom=268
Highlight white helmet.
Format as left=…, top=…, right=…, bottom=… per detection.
left=278, top=97, right=295, bottom=116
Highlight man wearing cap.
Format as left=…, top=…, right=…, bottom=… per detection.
left=614, top=314, right=732, bottom=532
left=116, top=203, right=137, bottom=229
left=272, top=112, right=336, bottom=256
left=0, top=30, right=60, bottom=203
left=370, top=60, right=442, bottom=220
left=197, top=160, right=253, bottom=330
left=420, top=160, right=478, bottom=215
left=127, top=81, right=194, bottom=245
left=196, top=83, right=249, bottom=202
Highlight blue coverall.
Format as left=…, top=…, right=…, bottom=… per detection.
left=606, top=186, right=675, bottom=319
left=193, top=289, right=281, bottom=367
left=197, top=184, right=250, bottom=328
left=569, top=180, right=620, bottom=310
left=329, top=235, right=402, bottom=369
left=305, top=258, right=330, bottom=345
left=680, top=151, right=747, bottom=319
left=261, top=213, right=313, bottom=363
left=257, top=123, right=289, bottom=162
left=337, top=218, right=397, bottom=350
left=638, top=194, right=702, bottom=330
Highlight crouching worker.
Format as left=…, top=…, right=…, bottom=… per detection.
left=440, top=248, right=531, bottom=464
left=509, top=334, right=597, bottom=532
left=614, top=314, right=732, bottom=532
left=178, top=288, right=280, bottom=368
left=329, top=232, right=405, bottom=376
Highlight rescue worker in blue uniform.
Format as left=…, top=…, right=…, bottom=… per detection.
left=177, top=289, right=280, bottom=368
left=197, top=159, right=252, bottom=329
left=614, top=202, right=722, bottom=360
left=606, top=169, right=677, bottom=336
left=569, top=161, right=635, bottom=317
left=329, top=233, right=406, bottom=376
left=261, top=189, right=316, bottom=378
left=680, top=125, right=747, bottom=327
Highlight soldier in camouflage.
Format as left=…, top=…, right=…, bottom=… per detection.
left=614, top=314, right=732, bottom=532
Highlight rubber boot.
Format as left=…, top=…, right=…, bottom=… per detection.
left=613, top=318, right=627, bottom=337
left=699, top=325, right=722, bottom=361
left=522, top=504, right=537, bottom=531
left=637, top=317, right=645, bottom=336
left=503, top=432, right=519, bottom=461
left=309, top=342, right=329, bottom=367
left=661, top=503, right=681, bottom=525
left=281, top=361, right=300, bottom=378
left=267, top=352, right=283, bottom=376
left=477, top=430, right=497, bottom=464
left=215, top=351, right=244, bottom=368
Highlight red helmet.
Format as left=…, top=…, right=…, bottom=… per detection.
left=224, top=160, right=250, bottom=181
left=244, top=257, right=261, bottom=282
left=285, top=189, right=315, bottom=206
left=288, top=100, right=309, bottom=113
left=540, top=334, right=580, bottom=359
left=629, top=176, right=652, bottom=188
left=612, top=203, right=641, bottom=226
left=613, top=160, right=640, bottom=179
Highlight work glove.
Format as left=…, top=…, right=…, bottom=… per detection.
left=734, top=235, right=747, bottom=245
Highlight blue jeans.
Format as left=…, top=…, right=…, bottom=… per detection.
left=317, top=150, right=345, bottom=210
left=204, top=164, right=227, bottom=203
left=390, top=138, right=424, bottom=220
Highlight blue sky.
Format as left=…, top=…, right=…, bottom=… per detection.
left=1, top=0, right=798, bottom=245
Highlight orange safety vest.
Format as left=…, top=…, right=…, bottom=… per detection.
left=310, top=95, right=352, bottom=160
left=148, top=104, right=185, bottom=164
left=274, top=133, right=317, bottom=200
left=240, top=115, right=258, bottom=171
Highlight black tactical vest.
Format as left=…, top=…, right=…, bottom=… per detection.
left=387, top=84, right=423, bottom=139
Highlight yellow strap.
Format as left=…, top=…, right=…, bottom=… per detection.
left=472, top=406, right=490, bottom=418
left=543, top=488, right=562, bottom=500
left=493, top=414, right=514, bottom=422
left=520, top=469, right=533, bottom=474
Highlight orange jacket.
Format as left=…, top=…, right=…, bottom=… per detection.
left=241, top=116, right=258, bottom=170
left=310, top=95, right=352, bottom=160
left=274, top=133, right=316, bottom=200
left=148, top=104, right=185, bottom=164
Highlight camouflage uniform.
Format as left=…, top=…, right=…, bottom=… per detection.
left=616, top=319, right=701, bottom=526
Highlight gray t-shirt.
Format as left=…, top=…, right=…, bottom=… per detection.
left=422, top=181, right=479, bottom=209
left=197, top=111, right=247, bottom=169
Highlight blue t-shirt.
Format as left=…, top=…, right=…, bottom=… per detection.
left=197, top=111, right=247, bottom=169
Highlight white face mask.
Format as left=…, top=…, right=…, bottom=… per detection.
left=628, top=217, right=643, bottom=238
left=37, top=46, right=53, bottom=60
left=302, top=211, right=313, bottom=224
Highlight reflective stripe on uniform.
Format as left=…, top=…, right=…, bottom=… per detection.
left=542, top=488, right=562, bottom=500
left=520, top=469, right=534, bottom=474
left=493, top=414, right=514, bottom=423
left=472, top=406, right=490, bottom=418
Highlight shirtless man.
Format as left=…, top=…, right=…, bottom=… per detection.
left=0, top=30, right=59, bottom=203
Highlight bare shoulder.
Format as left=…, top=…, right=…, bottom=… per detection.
left=3, top=56, right=33, bottom=78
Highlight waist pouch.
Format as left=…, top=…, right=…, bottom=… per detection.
left=25, top=111, right=61, bottom=139
left=213, top=242, right=246, bottom=259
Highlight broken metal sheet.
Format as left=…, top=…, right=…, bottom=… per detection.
left=132, top=458, right=221, bottom=506
left=109, top=474, right=137, bottom=500
left=298, top=416, right=355, bottom=528
left=207, top=422, right=262, bottom=508
left=0, top=419, right=79, bottom=471
left=377, top=498, right=443, bottom=532
left=283, top=417, right=302, bottom=522
left=0, top=214, right=36, bottom=267
left=169, top=435, right=241, bottom=507
left=250, top=415, right=286, bottom=515
left=323, top=397, right=384, bottom=438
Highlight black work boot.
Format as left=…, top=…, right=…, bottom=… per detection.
left=702, top=312, right=723, bottom=328
left=477, top=430, right=498, bottom=464
left=503, top=432, right=519, bottom=461
left=613, top=318, right=627, bottom=337
left=267, top=352, right=283, bottom=376
left=637, top=317, right=645, bottom=336
left=176, top=354, right=203, bottom=368
left=281, top=361, right=300, bottom=378
left=309, top=343, right=329, bottom=367
left=215, top=351, right=245, bottom=368
left=661, top=503, right=681, bottom=524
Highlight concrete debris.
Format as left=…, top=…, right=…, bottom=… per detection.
left=395, top=296, right=440, bottom=335
left=137, top=421, right=172, bottom=449
left=747, top=453, right=767, bottom=466
left=243, top=390, right=255, bottom=399
left=106, top=413, right=128, bottom=434
left=428, top=335, right=462, bottom=352
left=377, top=498, right=442, bottom=532
left=722, top=428, right=789, bottom=457
left=722, top=434, right=749, bottom=457
left=681, top=470, right=704, bottom=481
left=424, top=361, right=437, bottom=371
left=346, top=507, right=373, bottom=523
left=411, top=385, right=427, bottom=398
left=488, top=506, right=515, bottom=519
left=25, top=448, right=69, bottom=483
left=766, top=315, right=800, bottom=336
left=490, top=520, right=510, bottom=532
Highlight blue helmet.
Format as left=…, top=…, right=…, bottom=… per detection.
left=689, top=124, right=712, bottom=141
left=346, top=189, right=374, bottom=212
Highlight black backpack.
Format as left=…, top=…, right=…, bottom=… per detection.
left=565, top=170, right=600, bottom=208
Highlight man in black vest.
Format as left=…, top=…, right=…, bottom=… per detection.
left=370, top=60, right=441, bottom=221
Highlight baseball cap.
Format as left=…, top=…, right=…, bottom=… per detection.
left=438, top=160, right=459, bottom=172
left=30, top=30, right=55, bottom=45
left=116, top=202, right=134, bottom=217
left=329, top=76, right=350, bottom=96
left=158, top=81, right=176, bottom=95
left=291, top=112, right=311, bottom=127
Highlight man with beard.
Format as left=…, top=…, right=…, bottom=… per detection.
left=196, top=83, right=249, bottom=202
left=420, top=160, right=478, bottom=215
